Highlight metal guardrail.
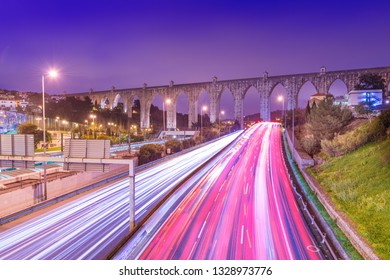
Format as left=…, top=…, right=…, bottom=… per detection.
left=281, top=129, right=350, bottom=260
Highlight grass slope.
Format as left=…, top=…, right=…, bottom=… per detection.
left=310, top=139, right=390, bottom=259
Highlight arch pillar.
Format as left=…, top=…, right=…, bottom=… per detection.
left=344, top=74, right=359, bottom=94
left=208, top=76, right=222, bottom=124
left=107, top=86, right=116, bottom=109
left=209, top=90, right=220, bottom=123
left=187, top=91, right=199, bottom=128
left=286, top=88, right=299, bottom=110
left=139, top=86, right=153, bottom=129
left=233, top=89, right=244, bottom=129
left=120, top=94, right=132, bottom=117
left=166, top=89, right=178, bottom=130
left=260, top=91, right=270, bottom=121
left=166, top=100, right=176, bottom=130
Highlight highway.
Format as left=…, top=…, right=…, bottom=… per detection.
left=0, top=132, right=241, bottom=259
left=134, top=123, right=323, bottom=260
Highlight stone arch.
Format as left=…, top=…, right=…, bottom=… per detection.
left=100, top=96, right=110, bottom=109
left=219, top=86, right=235, bottom=120
left=176, top=91, right=189, bottom=129
left=269, top=83, right=288, bottom=121
left=198, top=88, right=211, bottom=126
left=127, top=94, right=140, bottom=131
left=198, top=88, right=210, bottom=107
left=112, top=93, right=123, bottom=111
left=243, top=85, right=260, bottom=122
left=89, top=95, right=99, bottom=109
left=328, top=78, right=348, bottom=97
left=268, top=82, right=287, bottom=97
left=298, top=81, right=317, bottom=109
left=150, top=92, right=165, bottom=131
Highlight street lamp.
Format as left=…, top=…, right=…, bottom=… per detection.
left=42, top=69, right=58, bottom=201
left=219, top=110, right=225, bottom=137
left=90, top=114, right=96, bottom=138
left=162, top=98, right=171, bottom=134
left=277, top=95, right=285, bottom=125
left=201, top=105, right=207, bottom=139
left=292, top=102, right=295, bottom=161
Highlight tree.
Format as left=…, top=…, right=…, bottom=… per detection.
left=165, top=140, right=183, bottom=153
left=307, top=97, right=353, bottom=141
left=355, top=73, right=386, bottom=92
left=138, top=144, right=164, bottom=165
left=231, top=120, right=240, bottom=132
left=305, top=101, right=311, bottom=121
left=17, top=123, right=52, bottom=148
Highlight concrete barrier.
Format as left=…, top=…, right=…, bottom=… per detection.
left=284, top=129, right=314, bottom=168
left=0, top=164, right=126, bottom=218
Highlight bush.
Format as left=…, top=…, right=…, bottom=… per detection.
left=300, top=137, right=321, bottom=158
left=138, top=144, right=165, bottom=165
left=182, top=138, right=196, bottom=149
left=131, top=135, right=145, bottom=143
left=321, top=123, right=372, bottom=157
left=307, top=97, right=353, bottom=141
left=165, top=140, right=183, bottom=153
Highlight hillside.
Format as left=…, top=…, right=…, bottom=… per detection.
left=309, top=139, right=390, bottom=259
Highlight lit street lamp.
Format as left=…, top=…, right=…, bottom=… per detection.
left=90, top=114, right=96, bottom=138
left=42, top=69, right=58, bottom=200
left=162, top=98, right=171, bottom=135
left=201, top=105, right=207, bottom=139
left=292, top=101, right=295, bottom=162
left=277, top=95, right=285, bottom=125
left=219, top=110, right=225, bottom=137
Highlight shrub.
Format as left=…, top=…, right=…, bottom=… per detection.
left=182, top=138, right=196, bottom=149
left=165, top=140, right=183, bottom=153
left=321, top=124, right=371, bottom=157
left=300, top=137, right=321, bottom=158
left=138, top=144, right=164, bottom=165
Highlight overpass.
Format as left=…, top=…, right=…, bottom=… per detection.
left=68, top=66, right=390, bottom=129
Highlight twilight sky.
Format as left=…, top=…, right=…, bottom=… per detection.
left=1, top=0, right=390, bottom=118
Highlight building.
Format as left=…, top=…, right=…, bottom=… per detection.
left=16, top=99, right=29, bottom=109
left=0, top=99, right=16, bottom=109
left=333, top=95, right=349, bottom=107
left=309, top=93, right=334, bottom=108
left=348, top=89, right=383, bottom=107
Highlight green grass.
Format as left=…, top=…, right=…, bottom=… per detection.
left=309, top=139, right=390, bottom=259
left=283, top=133, right=362, bottom=259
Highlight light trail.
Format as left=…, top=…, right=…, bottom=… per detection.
left=137, top=123, right=323, bottom=260
left=0, top=132, right=241, bottom=259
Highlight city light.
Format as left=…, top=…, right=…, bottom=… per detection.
left=41, top=69, right=59, bottom=201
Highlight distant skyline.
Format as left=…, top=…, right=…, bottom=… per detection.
left=1, top=0, right=390, bottom=118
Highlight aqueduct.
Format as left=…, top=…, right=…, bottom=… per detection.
left=71, top=66, right=390, bottom=129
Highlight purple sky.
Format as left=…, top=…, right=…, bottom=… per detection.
left=1, top=0, right=390, bottom=119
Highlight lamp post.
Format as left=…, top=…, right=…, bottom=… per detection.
left=201, top=105, right=207, bottom=139
left=90, top=114, right=96, bottom=138
left=162, top=98, right=171, bottom=138
left=277, top=95, right=285, bottom=126
left=219, top=110, right=225, bottom=137
left=42, top=69, right=58, bottom=201
left=291, top=98, right=295, bottom=162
